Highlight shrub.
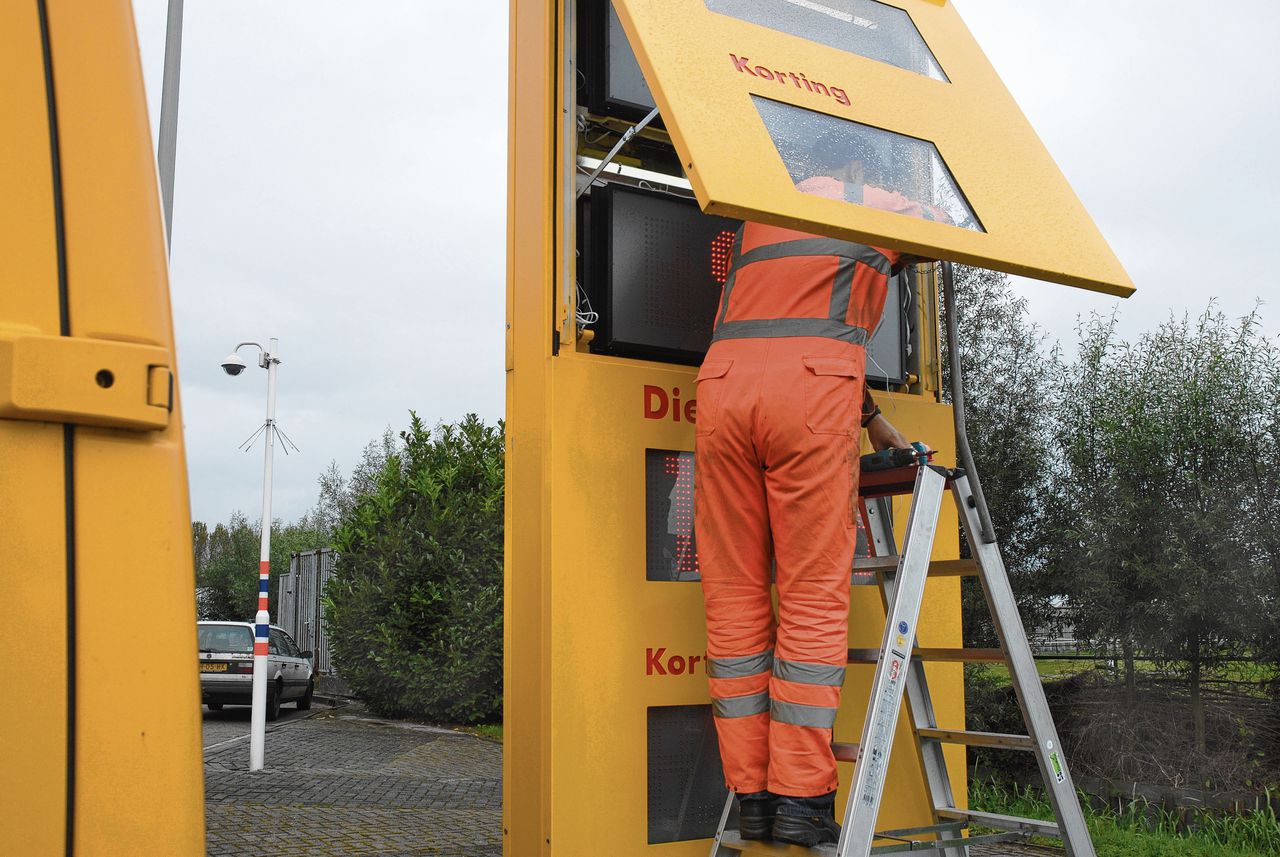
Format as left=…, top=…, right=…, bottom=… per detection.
left=323, top=413, right=504, bottom=723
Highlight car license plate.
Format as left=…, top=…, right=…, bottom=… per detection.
left=200, top=663, right=228, bottom=672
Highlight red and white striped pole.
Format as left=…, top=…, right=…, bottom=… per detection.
left=248, top=338, right=279, bottom=771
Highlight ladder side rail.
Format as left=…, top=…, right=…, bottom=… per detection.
left=901, top=663, right=966, bottom=857
left=709, top=791, right=739, bottom=857
left=838, top=466, right=948, bottom=857
left=863, top=497, right=967, bottom=857
left=950, top=474, right=1096, bottom=857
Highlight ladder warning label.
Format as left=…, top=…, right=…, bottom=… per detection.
left=1050, top=752, right=1066, bottom=784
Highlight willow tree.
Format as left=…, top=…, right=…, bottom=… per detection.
left=1049, top=307, right=1275, bottom=751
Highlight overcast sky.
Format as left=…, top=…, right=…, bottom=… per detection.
left=130, top=1, right=1280, bottom=525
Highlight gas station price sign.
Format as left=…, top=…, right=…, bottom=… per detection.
left=612, top=0, right=1133, bottom=295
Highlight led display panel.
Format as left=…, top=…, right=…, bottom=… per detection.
left=580, top=2, right=658, bottom=120
left=583, top=183, right=914, bottom=376
left=611, top=0, right=1135, bottom=295
left=647, top=448, right=875, bottom=584
left=647, top=705, right=733, bottom=843
left=584, top=184, right=741, bottom=365
left=865, top=267, right=912, bottom=385
left=646, top=449, right=699, bottom=581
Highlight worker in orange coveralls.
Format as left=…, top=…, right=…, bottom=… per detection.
left=694, top=133, right=927, bottom=847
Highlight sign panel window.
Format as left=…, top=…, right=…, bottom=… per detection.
left=705, top=0, right=947, bottom=81
left=753, top=96, right=982, bottom=232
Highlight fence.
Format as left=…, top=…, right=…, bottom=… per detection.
left=277, top=548, right=337, bottom=675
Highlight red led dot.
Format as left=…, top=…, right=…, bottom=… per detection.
left=711, top=230, right=735, bottom=286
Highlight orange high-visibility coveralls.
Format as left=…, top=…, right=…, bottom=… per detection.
left=695, top=220, right=899, bottom=798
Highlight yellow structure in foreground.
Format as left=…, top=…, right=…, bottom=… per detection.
left=0, top=2, right=205, bottom=853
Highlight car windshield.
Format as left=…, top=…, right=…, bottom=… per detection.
left=198, top=624, right=253, bottom=654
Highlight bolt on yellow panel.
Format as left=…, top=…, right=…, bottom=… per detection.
left=612, top=0, right=1134, bottom=296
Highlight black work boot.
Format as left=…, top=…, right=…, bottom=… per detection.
left=737, top=791, right=776, bottom=841
left=772, top=791, right=840, bottom=847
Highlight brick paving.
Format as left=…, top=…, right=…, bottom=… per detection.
left=204, top=706, right=501, bottom=856
left=203, top=706, right=1059, bottom=856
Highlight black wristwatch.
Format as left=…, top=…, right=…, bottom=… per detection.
left=861, top=406, right=881, bottom=428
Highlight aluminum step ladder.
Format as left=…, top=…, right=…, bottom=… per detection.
left=709, top=462, right=1094, bottom=856
left=709, top=262, right=1095, bottom=857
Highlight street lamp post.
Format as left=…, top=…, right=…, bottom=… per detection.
left=220, top=337, right=281, bottom=772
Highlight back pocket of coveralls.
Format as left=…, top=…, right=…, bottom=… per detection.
left=694, top=359, right=733, bottom=436
left=801, top=356, right=860, bottom=435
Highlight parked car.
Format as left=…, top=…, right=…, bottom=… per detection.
left=197, top=621, right=314, bottom=719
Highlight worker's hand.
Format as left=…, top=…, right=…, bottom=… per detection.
left=866, top=412, right=910, bottom=452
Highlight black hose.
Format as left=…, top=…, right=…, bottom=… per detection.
left=941, top=261, right=997, bottom=544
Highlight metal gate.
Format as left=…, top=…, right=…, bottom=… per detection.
left=277, top=548, right=337, bottom=675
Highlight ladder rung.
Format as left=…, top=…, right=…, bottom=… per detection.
left=935, top=808, right=1060, bottom=838
left=831, top=741, right=860, bottom=762
left=847, top=647, right=1005, bottom=664
left=914, top=647, right=1004, bottom=663
left=851, top=557, right=978, bottom=577
left=917, top=728, right=1034, bottom=750
left=924, top=559, right=979, bottom=577
left=717, top=831, right=837, bottom=854
left=873, top=821, right=965, bottom=839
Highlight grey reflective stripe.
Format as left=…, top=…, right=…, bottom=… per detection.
left=715, top=226, right=746, bottom=328
left=735, top=238, right=891, bottom=276
left=713, top=318, right=870, bottom=345
left=827, top=258, right=856, bottom=324
left=771, top=699, right=838, bottom=728
left=713, top=691, right=770, bottom=719
left=774, top=658, right=845, bottom=687
left=707, top=648, right=774, bottom=679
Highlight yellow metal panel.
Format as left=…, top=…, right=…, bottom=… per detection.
left=612, top=0, right=1134, bottom=296
left=505, top=0, right=558, bottom=854
left=543, top=363, right=964, bottom=855
left=43, top=1, right=206, bottom=853
left=0, top=3, right=68, bottom=853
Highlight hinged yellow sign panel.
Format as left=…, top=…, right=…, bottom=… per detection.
left=613, top=0, right=1134, bottom=296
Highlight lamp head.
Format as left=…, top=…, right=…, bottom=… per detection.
left=220, top=353, right=248, bottom=376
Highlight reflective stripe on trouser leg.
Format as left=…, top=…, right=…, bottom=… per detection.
left=696, top=343, right=776, bottom=794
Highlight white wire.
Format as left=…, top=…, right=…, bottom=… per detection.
left=575, top=279, right=598, bottom=328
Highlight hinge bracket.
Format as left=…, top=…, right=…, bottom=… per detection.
left=0, top=330, right=173, bottom=431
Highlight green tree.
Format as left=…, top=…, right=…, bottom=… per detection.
left=942, top=265, right=1060, bottom=646
left=1247, top=355, right=1280, bottom=678
left=194, top=512, right=329, bottom=621
left=308, top=427, right=398, bottom=540
left=324, top=413, right=504, bottom=723
left=197, top=512, right=261, bottom=621
left=1048, top=307, right=1274, bottom=750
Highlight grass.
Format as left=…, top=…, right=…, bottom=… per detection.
left=971, top=779, right=1280, bottom=857
left=460, top=723, right=503, bottom=741
left=972, top=657, right=1278, bottom=691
